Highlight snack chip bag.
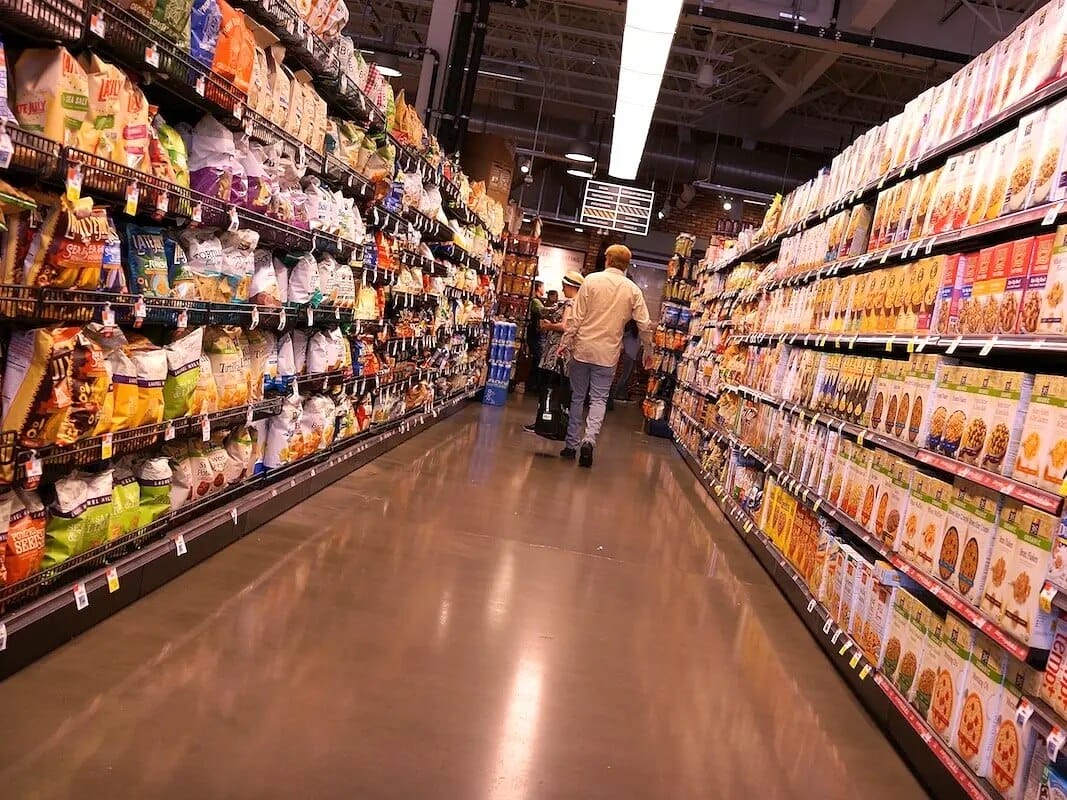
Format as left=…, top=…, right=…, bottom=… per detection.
left=151, top=0, right=194, bottom=50
left=124, top=334, right=167, bottom=426
left=79, top=53, right=126, bottom=163
left=125, top=224, right=172, bottom=297
left=241, top=330, right=271, bottom=402
left=204, top=326, right=248, bottom=409
left=250, top=249, right=281, bottom=306
left=189, top=354, right=219, bottom=416
left=190, top=0, right=222, bottom=67
left=0, top=39, right=17, bottom=124
left=85, top=324, right=138, bottom=433
left=222, top=426, right=252, bottom=483
left=43, top=470, right=113, bottom=567
left=14, top=48, right=88, bottom=147
left=276, top=332, right=296, bottom=386
left=219, top=230, right=257, bottom=302
left=109, top=463, right=141, bottom=541
left=6, top=489, right=45, bottom=582
left=179, top=229, right=224, bottom=301
left=121, top=76, right=151, bottom=173
left=157, top=121, right=189, bottom=188
left=162, top=327, right=204, bottom=419
left=134, top=456, right=171, bottom=526
left=98, top=213, right=127, bottom=294
left=264, top=394, right=301, bottom=468
left=213, top=0, right=254, bottom=93
left=165, top=233, right=197, bottom=299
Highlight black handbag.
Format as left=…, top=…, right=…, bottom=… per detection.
left=534, top=377, right=570, bottom=440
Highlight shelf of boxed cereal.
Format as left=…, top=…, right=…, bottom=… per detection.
left=712, top=4, right=1067, bottom=277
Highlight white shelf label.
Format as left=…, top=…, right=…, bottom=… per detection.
left=73, top=582, right=88, bottom=610
left=174, top=534, right=188, bottom=556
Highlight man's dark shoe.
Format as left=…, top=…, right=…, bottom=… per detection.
left=560, top=447, right=577, bottom=460
left=523, top=424, right=538, bottom=434
left=578, top=442, right=594, bottom=468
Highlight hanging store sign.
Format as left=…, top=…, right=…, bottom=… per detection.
left=579, top=181, right=655, bottom=236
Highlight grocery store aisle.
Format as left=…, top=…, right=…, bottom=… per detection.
left=0, top=399, right=928, bottom=799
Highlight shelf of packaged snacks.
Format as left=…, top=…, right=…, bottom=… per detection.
left=390, top=136, right=440, bottom=186
left=320, top=154, right=377, bottom=200
left=368, top=204, right=418, bottom=239
left=0, top=386, right=478, bottom=678
left=434, top=243, right=489, bottom=274
left=718, top=381, right=1064, bottom=516
left=661, top=299, right=691, bottom=311
left=439, top=179, right=477, bottom=226
left=444, top=286, right=484, bottom=302
left=230, top=0, right=337, bottom=80
left=674, top=439, right=996, bottom=800
left=677, top=381, right=720, bottom=401
left=402, top=207, right=454, bottom=243
left=0, top=0, right=83, bottom=41
left=734, top=329, right=1067, bottom=359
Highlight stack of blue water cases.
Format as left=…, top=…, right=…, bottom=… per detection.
left=483, top=321, right=519, bottom=405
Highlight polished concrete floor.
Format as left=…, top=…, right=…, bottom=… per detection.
left=0, top=399, right=929, bottom=799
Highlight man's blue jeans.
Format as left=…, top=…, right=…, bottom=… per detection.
left=565, top=359, right=616, bottom=449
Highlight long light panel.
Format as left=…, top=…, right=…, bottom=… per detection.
left=608, top=0, right=684, bottom=180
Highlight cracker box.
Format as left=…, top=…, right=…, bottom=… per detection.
left=1000, top=237, right=1036, bottom=334
left=934, top=364, right=974, bottom=459
left=955, top=480, right=1001, bottom=606
left=988, top=657, right=1041, bottom=796
left=1015, top=373, right=1067, bottom=491
left=953, top=632, right=1008, bottom=774
left=896, top=599, right=931, bottom=702
left=926, top=155, right=964, bottom=236
left=930, top=612, right=975, bottom=741
left=868, top=449, right=894, bottom=536
left=916, top=474, right=953, bottom=579
left=1006, top=109, right=1047, bottom=214
left=916, top=612, right=946, bottom=719
left=981, top=497, right=1021, bottom=623
left=952, top=146, right=984, bottom=230
left=881, top=588, right=914, bottom=682
left=960, top=250, right=984, bottom=335
left=1002, top=502, right=1058, bottom=647
left=1017, top=232, right=1055, bottom=335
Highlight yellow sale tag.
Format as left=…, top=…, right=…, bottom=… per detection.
left=849, top=652, right=862, bottom=669
left=856, top=430, right=866, bottom=447
left=106, top=567, right=119, bottom=593
left=1041, top=583, right=1058, bottom=615
left=859, top=664, right=871, bottom=680
left=839, top=640, right=851, bottom=656
left=813, top=499, right=822, bottom=514
left=100, top=433, right=113, bottom=460
left=743, top=521, right=753, bottom=534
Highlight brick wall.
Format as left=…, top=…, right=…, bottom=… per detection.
left=650, top=192, right=765, bottom=240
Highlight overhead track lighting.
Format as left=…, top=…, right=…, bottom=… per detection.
left=609, top=0, right=685, bottom=180
left=519, top=156, right=531, bottom=174
left=564, top=139, right=595, bottom=163
left=722, top=199, right=732, bottom=211
left=566, top=165, right=595, bottom=179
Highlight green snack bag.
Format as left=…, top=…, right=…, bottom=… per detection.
left=109, top=465, right=141, bottom=541
left=163, top=327, right=204, bottom=420
left=134, top=457, right=172, bottom=526
left=42, top=471, right=113, bottom=567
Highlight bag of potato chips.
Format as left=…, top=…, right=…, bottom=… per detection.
left=204, top=326, right=247, bottom=409
left=14, top=48, right=88, bottom=147
left=163, top=327, right=204, bottom=419
left=7, top=489, right=45, bottom=582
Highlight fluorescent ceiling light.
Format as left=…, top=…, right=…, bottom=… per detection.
left=566, top=167, right=595, bottom=179
left=778, top=11, right=807, bottom=21
left=574, top=227, right=583, bottom=232
left=609, top=0, right=684, bottom=180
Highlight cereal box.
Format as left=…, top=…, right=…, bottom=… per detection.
left=925, top=154, right=964, bottom=235
left=985, top=130, right=1019, bottom=221
left=934, top=252, right=970, bottom=336
left=896, top=599, right=930, bottom=702
left=862, top=582, right=897, bottom=665
left=1033, top=225, right=1067, bottom=333
left=972, top=243, right=1009, bottom=335
left=917, top=612, right=946, bottom=719
left=1015, top=373, right=1067, bottom=491
left=966, top=141, right=998, bottom=225
left=1017, top=232, right=1054, bottom=334
left=952, top=146, right=984, bottom=230
left=989, top=657, right=1041, bottom=796
left=929, top=613, right=975, bottom=741
left=953, top=632, right=1008, bottom=774
left=867, top=449, right=894, bottom=536
left=1031, top=97, right=1067, bottom=208
left=935, top=364, right=974, bottom=459
left=999, top=237, right=1035, bottom=333
left=958, top=250, right=982, bottom=334
left=1002, top=502, right=1057, bottom=647
left=981, top=498, right=1020, bottom=623
left=882, top=457, right=915, bottom=552
left=960, top=367, right=1033, bottom=475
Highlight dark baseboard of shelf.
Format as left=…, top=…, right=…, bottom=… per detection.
left=675, top=442, right=993, bottom=800
left=0, top=394, right=474, bottom=680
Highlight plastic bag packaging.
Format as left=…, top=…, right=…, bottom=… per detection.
left=147, top=108, right=178, bottom=184
left=109, top=463, right=141, bottom=541
left=241, top=329, right=271, bottom=401
left=274, top=255, right=289, bottom=302
left=42, top=470, right=113, bottom=567
left=223, top=426, right=252, bottom=483
left=125, top=224, right=172, bottom=297
left=264, top=394, right=301, bottom=468
left=151, top=0, right=194, bottom=50
left=121, top=77, right=151, bottom=173
left=204, top=326, right=247, bottom=409
left=79, top=53, right=125, bottom=162
left=124, top=333, right=167, bottom=426
left=6, top=489, right=45, bottom=583
left=165, top=233, right=198, bottom=299
left=219, top=230, right=257, bottom=303
left=24, top=198, right=105, bottom=289
left=238, top=140, right=272, bottom=213
left=286, top=253, right=320, bottom=304
left=305, top=331, right=330, bottom=373
left=134, top=456, right=171, bottom=526
left=187, top=115, right=236, bottom=200
left=98, top=215, right=127, bottom=294
left=179, top=229, right=224, bottom=301
left=250, top=249, right=281, bottom=306
left=291, top=329, right=310, bottom=375
left=156, top=117, right=190, bottom=188
left=213, top=0, right=255, bottom=93
left=317, top=254, right=338, bottom=305
left=189, top=354, right=219, bottom=415
left=190, top=0, right=222, bottom=67
left=162, top=327, right=204, bottom=419
left=0, top=40, right=17, bottom=124
left=303, top=395, right=336, bottom=452
left=275, top=332, right=296, bottom=385
left=169, top=440, right=225, bottom=509
left=84, top=325, right=138, bottom=433
left=14, top=48, right=88, bottom=147
left=249, top=418, right=267, bottom=474
left=334, top=263, right=356, bottom=308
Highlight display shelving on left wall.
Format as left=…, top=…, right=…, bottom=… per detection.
left=0, top=0, right=507, bottom=677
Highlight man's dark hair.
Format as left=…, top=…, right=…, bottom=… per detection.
left=547, top=290, right=559, bottom=303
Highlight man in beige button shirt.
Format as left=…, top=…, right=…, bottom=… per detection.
left=558, top=244, right=654, bottom=467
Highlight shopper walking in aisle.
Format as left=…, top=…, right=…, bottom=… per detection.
left=558, top=245, right=654, bottom=467
left=523, top=270, right=585, bottom=436
left=526, top=280, right=547, bottom=392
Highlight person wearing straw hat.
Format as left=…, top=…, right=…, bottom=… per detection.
left=558, top=245, right=654, bottom=467
left=524, top=270, right=585, bottom=437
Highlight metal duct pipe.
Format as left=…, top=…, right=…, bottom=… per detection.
left=473, top=114, right=820, bottom=195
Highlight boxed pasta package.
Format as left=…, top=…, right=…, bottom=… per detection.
left=1001, top=501, right=1058, bottom=647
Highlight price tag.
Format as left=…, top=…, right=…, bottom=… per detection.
left=164, top=421, right=176, bottom=441
left=230, top=507, right=238, bottom=524
left=1049, top=727, right=1067, bottom=762
left=201, top=416, right=211, bottom=441
left=1044, top=200, right=1065, bottom=226
left=859, top=664, right=872, bottom=680
left=807, top=598, right=817, bottom=613
left=813, top=498, right=822, bottom=514
left=233, top=102, right=244, bottom=122
left=979, top=337, right=997, bottom=357
left=101, top=304, right=115, bottom=328
left=885, top=337, right=895, bottom=353
left=278, top=308, right=286, bottom=331
left=191, top=202, right=202, bottom=224
left=125, top=180, right=139, bottom=216
left=0, top=621, right=6, bottom=652
left=307, top=306, right=315, bottom=326
left=65, top=161, right=82, bottom=202
left=946, top=336, right=962, bottom=354
left=839, top=640, right=852, bottom=656
left=849, top=651, right=862, bottom=669
left=743, top=520, right=753, bottom=534
left=89, top=11, right=106, bottom=36
left=74, top=582, right=89, bottom=610
left=0, top=126, right=13, bottom=170
left=1030, top=338, right=1047, bottom=350
left=291, top=378, right=299, bottom=398
left=856, top=429, right=866, bottom=447
left=250, top=305, right=259, bottom=329
left=195, top=75, right=205, bottom=96
left=335, top=306, right=341, bottom=320
left=823, top=618, right=833, bottom=635
left=176, top=309, right=188, bottom=329
left=133, top=295, right=147, bottom=322
left=228, top=207, right=239, bottom=232
left=831, top=628, right=842, bottom=644
left=174, top=534, right=188, bottom=556
left=100, top=432, right=113, bottom=460
left=880, top=250, right=890, bottom=264
left=106, top=567, right=119, bottom=593
left=144, top=43, right=160, bottom=68
left=1041, top=583, right=1058, bottom=614
left=849, top=335, right=858, bottom=349
left=1016, top=698, right=1036, bottom=727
